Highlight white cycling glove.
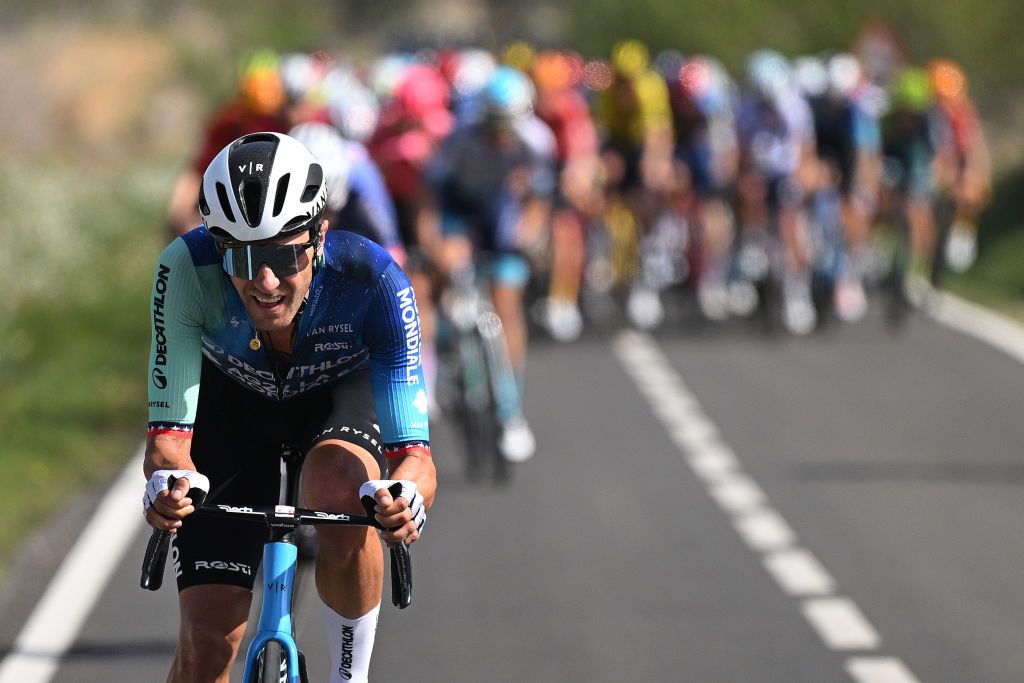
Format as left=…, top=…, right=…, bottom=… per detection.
left=143, top=469, right=210, bottom=513
left=359, top=479, right=426, bottom=534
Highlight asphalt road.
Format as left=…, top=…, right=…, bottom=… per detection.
left=6, top=301, right=1024, bottom=682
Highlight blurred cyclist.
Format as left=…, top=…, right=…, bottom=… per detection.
left=418, top=66, right=557, bottom=461
left=289, top=121, right=405, bottom=263
left=880, top=66, right=943, bottom=289
left=928, top=58, right=991, bottom=278
left=594, top=39, right=675, bottom=328
left=668, top=55, right=740, bottom=321
left=804, top=52, right=883, bottom=322
left=735, top=49, right=818, bottom=334
left=166, top=50, right=289, bottom=239
left=531, top=49, right=602, bottom=341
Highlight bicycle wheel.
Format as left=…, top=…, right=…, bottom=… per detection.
left=456, top=330, right=497, bottom=482
left=883, top=211, right=911, bottom=330
left=253, top=641, right=308, bottom=683
left=253, top=641, right=287, bottom=683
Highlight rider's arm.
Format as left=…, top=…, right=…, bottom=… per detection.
left=363, top=260, right=436, bottom=510
left=143, top=237, right=207, bottom=530
left=345, top=148, right=404, bottom=255
left=145, top=238, right=206, bottom=482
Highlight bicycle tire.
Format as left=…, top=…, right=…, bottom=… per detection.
left=884, top=214, right=911, bottom=330
left=255, top=641, right=310, bottom=683
left=456, top=330, right=497, bottom=481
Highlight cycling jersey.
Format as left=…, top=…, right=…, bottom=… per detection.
left=147, top=227, right=429, bottom=452
left=335, top=141, right=402, bottom=250
left=668, top=83, right=737, bottom=194
left=535, top=88, right=598, bottom=165
left=595, top=70, right=672, bottom=149
left=736, top=91, right=815, bottom=179
left=425, top=116, right=556, bottom=252
left=882, top=108, right=942, bottom=198
left=811, top=94, right=880, bottom=194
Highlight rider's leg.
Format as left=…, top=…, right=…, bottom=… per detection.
left=545, top=208, right=586, bottom=341
left=303, top=439, right=383, bottom=618
left=303, top=439, right=383, bottom=683
left=169, top=585, right=252, bottom=683
left=491, top=281, right=528, bottom=383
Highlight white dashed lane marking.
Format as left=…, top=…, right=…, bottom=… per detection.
left=612, top=331, right=919, bottom=682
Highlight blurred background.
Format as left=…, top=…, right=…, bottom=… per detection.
left=1, top=0, right=1022, bottom=585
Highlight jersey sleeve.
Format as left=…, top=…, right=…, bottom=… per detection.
left=148, top=238, right=205, bottom=437
left=363, top=261, right=431, bottom=450
left=346, top=155, right=401, bottom=249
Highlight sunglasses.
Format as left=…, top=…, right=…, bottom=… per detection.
left=219, top=237, right=317, bottom=279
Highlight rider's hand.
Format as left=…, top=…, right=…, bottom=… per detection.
left=359, top=479, right=426, bottom=546
left=143, top=469, right=209, bottom=533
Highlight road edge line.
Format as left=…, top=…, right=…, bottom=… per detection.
left=928, top=290, right=1024, bottom=365
left=0, top=444, right=145, bottom=683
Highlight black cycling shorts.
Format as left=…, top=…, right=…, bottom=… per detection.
left=170, top=358, right=384, bottom=592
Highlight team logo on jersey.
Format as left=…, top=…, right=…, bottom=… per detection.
left=152, top=263, right=171, bottom=388
left=396, top=287, right=421, bottom=385
left=413, top=389, right=429, bottom=416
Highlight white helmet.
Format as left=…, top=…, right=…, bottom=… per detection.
left=324, top=67, right=380, bottom=142
left=288, top=122, right=352, bottom=211
left=827, top=52, right=862, bottom=98
left=199, top=132, right=328, bottom=243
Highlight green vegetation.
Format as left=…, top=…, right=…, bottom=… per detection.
left=0, top=161, right=168, bottom=563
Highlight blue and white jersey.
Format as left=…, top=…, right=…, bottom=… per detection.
left=147, top=226, right=429, bottom=449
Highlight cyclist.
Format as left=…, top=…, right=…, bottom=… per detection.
left=166, top=50, right=289, bottom=239
left=668, top=55, right=740, bottom=321
left=289, top=121, right=406, bottom=264
left=734, top=49, right=818, bottom=334
left=418, top=65, right=557, bottom=461
left=805, top=53, right=882, bottom=322
left=143, top=132, right=436, bottom=683
left=928, top=58, right=991, bottom=276
left=531, top=49, right=601, bottom=342
left=880, top=66, right=943, bottom=291
left=594, top=39, right=675, bottom=328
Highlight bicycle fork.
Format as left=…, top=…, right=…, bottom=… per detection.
left=242, top=542, right=306, bottom=683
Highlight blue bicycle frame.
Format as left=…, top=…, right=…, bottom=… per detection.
left=243, top=540, right=302, bottom=682
left=141, top=452, right=414, bottom=683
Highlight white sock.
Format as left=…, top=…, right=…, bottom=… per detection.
left=325, top=602, right=380, bottom=683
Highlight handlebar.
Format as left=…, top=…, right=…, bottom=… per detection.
left=140, top=483, right=413, bottom=609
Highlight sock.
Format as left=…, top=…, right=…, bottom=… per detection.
left=325, top=602, right=380, bottom=683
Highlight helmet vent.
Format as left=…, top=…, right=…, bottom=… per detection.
left=272, top=174, right=290, bottom=217
left=215, top=182, right=236, bottom=222
left=300, top=163, right=323, bottom=202
left=239, top=178, right=265, bottom=227
left=198, top=185, right=210, bottom=216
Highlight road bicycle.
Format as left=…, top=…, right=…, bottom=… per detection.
left=436, top=264, right=520, bottom=483
left=140, top=445, right=412, bottom=683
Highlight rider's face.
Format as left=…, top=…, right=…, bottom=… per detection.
left=228, top=222, right=326, bottom=333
